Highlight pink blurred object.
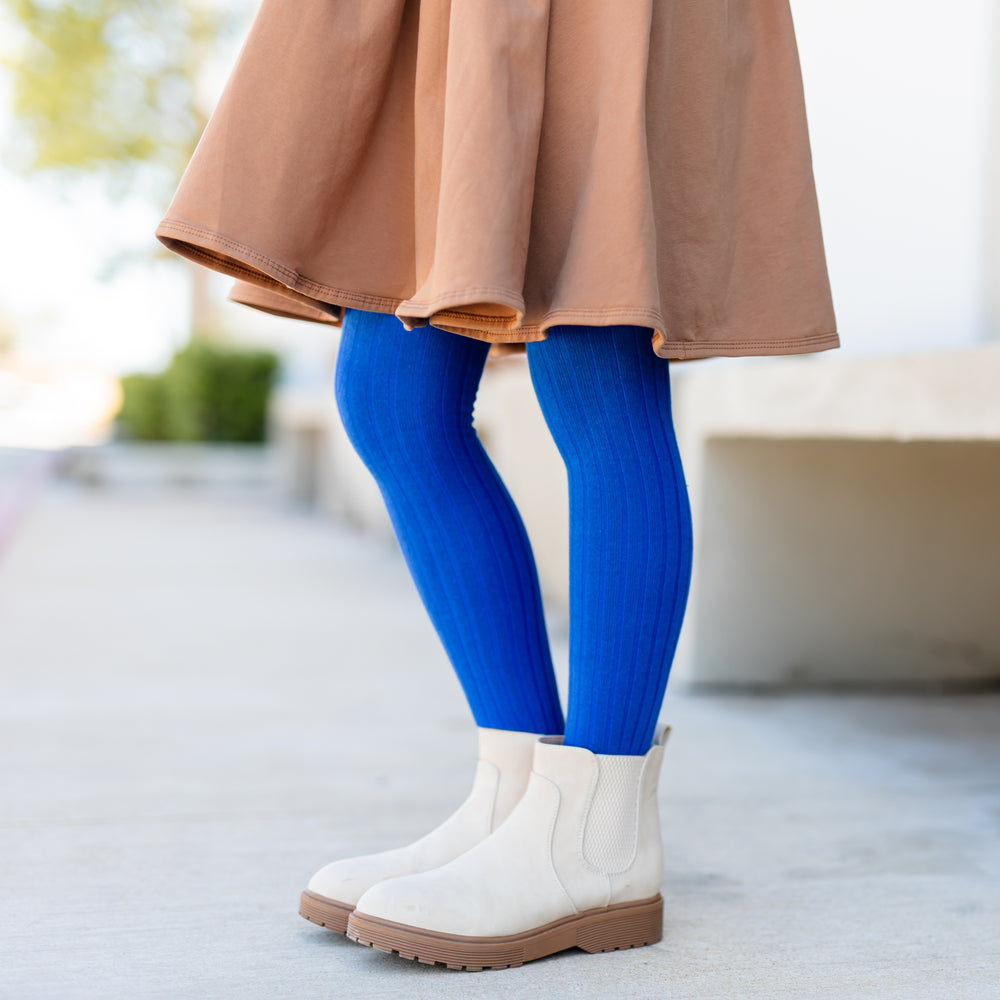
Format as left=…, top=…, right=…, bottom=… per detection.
left=0, top=449, right=63, bottom=563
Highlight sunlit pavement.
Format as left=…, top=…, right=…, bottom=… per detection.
left=1, top=464, right=997, bottom=1000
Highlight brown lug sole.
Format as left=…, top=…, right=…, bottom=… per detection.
left=346, top=894, right=663, bottom=970
left=299, top=889, right=354, bottom=934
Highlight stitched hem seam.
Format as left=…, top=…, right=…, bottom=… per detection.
left=154, top=218, right=841, bottom=358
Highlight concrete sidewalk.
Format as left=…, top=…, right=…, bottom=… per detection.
left=0, top=475, right=997, bottom=999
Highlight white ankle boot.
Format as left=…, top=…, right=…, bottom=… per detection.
left=299, top=727, right=540, bottom=933
left=346, top=727, right=670, bottom=969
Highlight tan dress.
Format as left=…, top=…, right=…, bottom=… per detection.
left=156, top=0, right=838, bottom=360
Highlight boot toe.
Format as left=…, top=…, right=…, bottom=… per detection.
left=352, top=870, right=468, bottom=933
left=306, top=858, right=383, bottom=907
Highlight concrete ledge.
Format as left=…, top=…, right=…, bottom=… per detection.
left=670, top=344, right=1000, bottom=442
left=64, top=441, right=280, bottom=490
left=670, top=345, right=1000, bottom=686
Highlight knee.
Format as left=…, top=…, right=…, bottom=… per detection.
left=333, top=310, right=414, bottom=470
left=333, top=311, right=482, bottom=477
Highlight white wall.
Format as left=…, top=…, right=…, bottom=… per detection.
left=791, top=0, right=996, bottom=354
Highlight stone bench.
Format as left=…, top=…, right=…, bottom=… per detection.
left=669, top=345, right=1000, bottom=686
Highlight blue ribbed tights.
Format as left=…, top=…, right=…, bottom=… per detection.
left=334, top=309, right=693, bottom=755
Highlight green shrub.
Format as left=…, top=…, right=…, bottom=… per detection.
left=117, top=341, right=281, bottom=443
left=117, top=372, right=169, bottom=441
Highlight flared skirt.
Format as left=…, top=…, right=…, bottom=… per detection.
left=155, top=0, right=838, bottom=360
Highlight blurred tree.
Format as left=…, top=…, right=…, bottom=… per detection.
left=0, top=0, right=252, bottom=331
left=2, top=0, right=248, bottom=199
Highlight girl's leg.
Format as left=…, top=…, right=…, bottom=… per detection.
left=334, top=308, right=564, bottom=735
left=526, top=324, right=693, bottom=756
left=345, top=323, right=691, bottom=961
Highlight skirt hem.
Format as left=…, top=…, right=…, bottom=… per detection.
left=156, top=218, right=841, bottom=361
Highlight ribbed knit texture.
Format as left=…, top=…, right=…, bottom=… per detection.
left=527, top=324, right=693, bottom=756
left=334, top=310, right=693, bottom=756
left=334, top=309, right=565, bottom=735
